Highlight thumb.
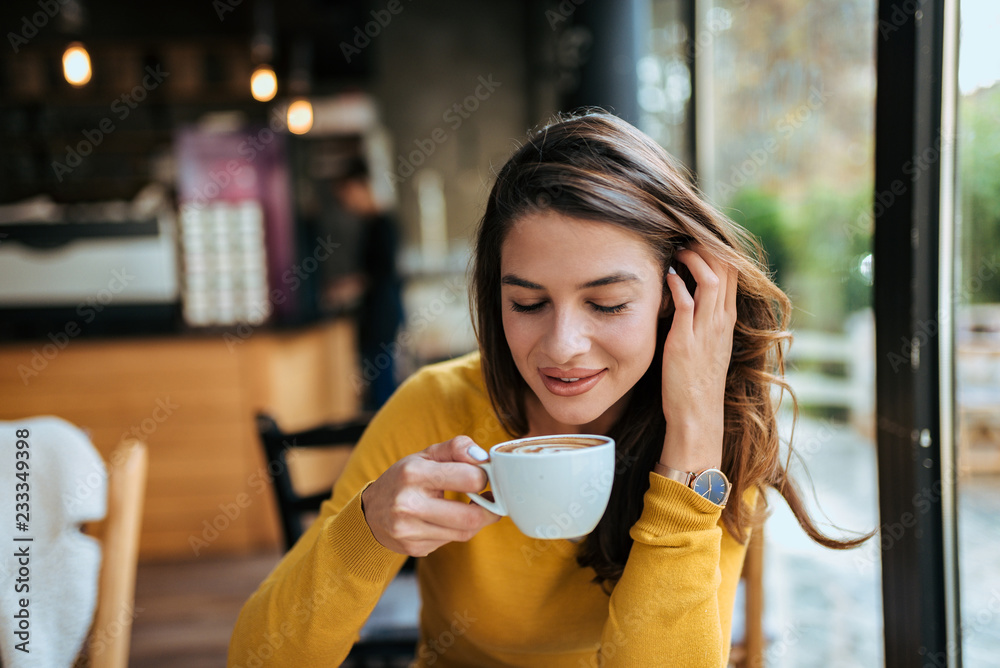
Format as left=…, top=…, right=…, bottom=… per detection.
left=423, top=435, right=491, bottom=465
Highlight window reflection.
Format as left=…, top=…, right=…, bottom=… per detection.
left=678, top=0, right=882, bottom=664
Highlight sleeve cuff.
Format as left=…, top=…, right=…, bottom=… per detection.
left=324, top=481, right=406, bottom=582
left=631, top=472, right=723, bottom=541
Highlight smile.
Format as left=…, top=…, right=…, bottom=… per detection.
left=538, top=368, right=607, bottom=397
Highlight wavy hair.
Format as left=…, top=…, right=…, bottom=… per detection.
left=470, top=110, right=870, bottom=585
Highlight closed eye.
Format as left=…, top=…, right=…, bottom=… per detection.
left=510, top=301, right=546, bottom=313
left=591, top=303, right=629, bottom=314
left=509, top=301, right=630, bottom=314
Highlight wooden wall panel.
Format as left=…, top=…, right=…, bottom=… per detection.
left=0, top=319, right=360, bottom=561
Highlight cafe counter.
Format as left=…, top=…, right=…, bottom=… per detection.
left=0, top=318, right=360, bottom=560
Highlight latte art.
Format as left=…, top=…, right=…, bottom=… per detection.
left=497, top=443, right=589, bottom=454
left=494, top=437, right=604, bottom=454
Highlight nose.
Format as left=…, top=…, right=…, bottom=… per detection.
left=540, top=307, right=591, bottom=364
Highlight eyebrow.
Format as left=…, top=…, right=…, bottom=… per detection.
left=501, top=272, right=640, bottom=290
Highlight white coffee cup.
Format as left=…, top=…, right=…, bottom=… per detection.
left=466, top=434, right=615, bottom=540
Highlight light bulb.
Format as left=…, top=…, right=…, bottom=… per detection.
left=287, top=99, right=313, bottom=135
left=63, top=43, right=92, bottom=87
left=250, top=66, right=277, bottom=102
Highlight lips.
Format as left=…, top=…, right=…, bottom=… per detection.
left=538, top=367, right=606, bottom=397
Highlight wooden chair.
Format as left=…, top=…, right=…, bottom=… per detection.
left=255, top=413, right=370, bottom=551
left=729, top=527, right=765, bottom=668
left=78, top=440, right=149, bottom=668
left=254, top=412, right=420, bottom=666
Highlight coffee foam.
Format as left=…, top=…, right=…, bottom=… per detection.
left=494, top=436, right=605, bottom=454
left=497, top=443, right=588, bottom=454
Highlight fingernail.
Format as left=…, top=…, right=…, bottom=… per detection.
left=468, top=445, right=489, bottom=461
left=668, top=266, right=678, bottom=275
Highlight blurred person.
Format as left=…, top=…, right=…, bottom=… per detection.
left=327, top=157, right=405, bottom=410
left=230, top=111, right=871, bottom=666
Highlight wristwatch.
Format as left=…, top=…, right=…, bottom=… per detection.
left=653, top=462, right=731, bottom=507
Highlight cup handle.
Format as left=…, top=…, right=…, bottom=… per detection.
left=466, top=461, right=507, bottom=516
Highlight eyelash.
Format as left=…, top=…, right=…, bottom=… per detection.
left=509, top=301, right=629, bottom=315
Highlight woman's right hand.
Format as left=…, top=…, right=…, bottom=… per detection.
left=361, top=435, right=502, bottom=557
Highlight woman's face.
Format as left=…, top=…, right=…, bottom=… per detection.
left=500, top=210, right=665, bottom=434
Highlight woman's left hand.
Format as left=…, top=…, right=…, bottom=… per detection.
left=659, top=245, right=738, bottom=472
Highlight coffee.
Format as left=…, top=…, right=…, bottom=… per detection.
left=494, top=436, right=604, bottom=454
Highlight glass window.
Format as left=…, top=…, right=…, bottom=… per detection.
left=956, top=0, right=1000, bottom=661
left=660, top=1, right=883, bottom=664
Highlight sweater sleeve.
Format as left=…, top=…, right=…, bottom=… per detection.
left=228, top=370, right=447, bottom=667
left=598, top=474, right=756, bottom=667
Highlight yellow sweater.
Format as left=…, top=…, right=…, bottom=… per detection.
left=229, top=353, right=752, bottom=667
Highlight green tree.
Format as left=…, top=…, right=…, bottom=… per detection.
left=959, top=83, right=1000, bottom=304
left=725, top=188, right=790, bottom=288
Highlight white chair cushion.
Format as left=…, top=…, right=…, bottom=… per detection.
left=0, top=416, right=106, bottom=667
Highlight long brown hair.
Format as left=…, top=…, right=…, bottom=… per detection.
left=470, top=110, right=871, bottom=585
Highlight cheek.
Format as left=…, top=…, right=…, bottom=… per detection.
left=501, top=312, right=531, bottom=360
left=606, top=312, right=659, bottom=363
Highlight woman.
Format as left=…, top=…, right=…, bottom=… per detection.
left=229, top=111, right=867, bottom=667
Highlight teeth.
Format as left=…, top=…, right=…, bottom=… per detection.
left=558, top=378, right=581, bottom=383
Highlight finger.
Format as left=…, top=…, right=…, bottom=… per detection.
left=674, top=248, right=721, bottom=322
left=724, top=264, right=738, bottom=321
left=665, top=265, right=694, bottom=332
left=693, top=248, right=735, bottom=321
left=396, top=455, right=488, bottom=495
left=419, top=497, right=503, bottom=531
left=422, top=435, right=491, bottom=465
left=421, top=461, right=489, bottom=494
left=394, top=502, right=500, bottom=553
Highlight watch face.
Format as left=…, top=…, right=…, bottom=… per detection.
left=692, top=469, right=730, bottom=506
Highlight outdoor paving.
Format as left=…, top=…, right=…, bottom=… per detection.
left=760, top=413, right=1000, bottom=666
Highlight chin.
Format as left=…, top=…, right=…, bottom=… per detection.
left=538, top=396, right=612, bottom=431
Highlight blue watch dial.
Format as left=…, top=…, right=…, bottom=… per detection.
left=692, top=469, right=730, bottom=506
